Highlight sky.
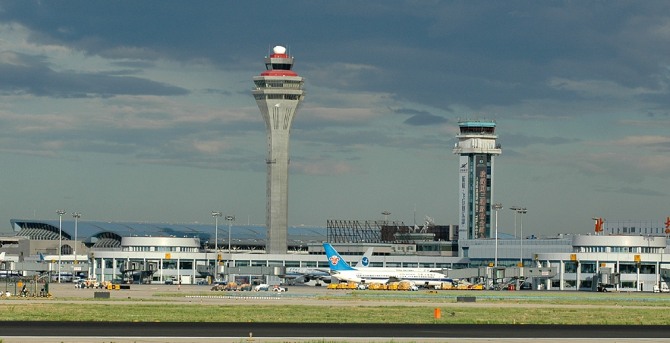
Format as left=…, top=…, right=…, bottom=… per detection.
left=0, top=1, right=669, bottom=236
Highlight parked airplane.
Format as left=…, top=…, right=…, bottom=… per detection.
left=281, top=247, right=374, bottom=285
left=323, top=243, right=452, bottom=288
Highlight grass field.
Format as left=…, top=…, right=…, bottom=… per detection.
left=2, top=289, right=670, bottom=325
left=2, top=302, right=670, bottom=324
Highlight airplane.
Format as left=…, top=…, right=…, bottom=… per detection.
left=281, top=247, right=374, bottom=285
left=323, top=243, right=453, bottom=288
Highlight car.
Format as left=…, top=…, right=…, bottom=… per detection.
left=254, top=284, right=270, bottom=291
left=165, top=279, right=174, bottom=285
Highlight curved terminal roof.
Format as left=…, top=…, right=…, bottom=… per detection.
left=9, top=219, right=326, bottom=246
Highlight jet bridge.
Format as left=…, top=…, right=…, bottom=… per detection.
left=443, top=266, right=557, bottom=290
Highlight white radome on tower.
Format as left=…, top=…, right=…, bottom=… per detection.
left=273, top=46, right=287, bottom=54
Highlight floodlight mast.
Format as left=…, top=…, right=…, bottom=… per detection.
left=72, top=212, right=81, bottom=265
left=492, top=203, right=503, bottom=267
left=212, top=211, right=222, bottom=252
left=57, top=210, right=66, bottom=283
left=226, top=215, right=235, bottom=253
left=516, top=208, right=527, bottom=266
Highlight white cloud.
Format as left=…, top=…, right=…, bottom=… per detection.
left=547, top=77, right=659, bottom=98
left=292, top=160, right=355, bottom=176
left=612, top=135, right=670, bottom=146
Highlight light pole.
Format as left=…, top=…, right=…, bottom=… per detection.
left=382, top=211, right=391, bottom=224
left=226, top=215, right=235, bottom=253
left=517, top=208, right=527, bottom=267
left=509, top=206, right=519, bottom=238
left=492, top=203, right=503, bottom=267
left=211, top=211, right=222, bottom=251
left=72, top=212, right=81, bottom=265
left=57, top=210, right=66, bottom=283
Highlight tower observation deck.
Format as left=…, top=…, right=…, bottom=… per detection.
left=252, top=46, right=306, bottom=254
left=452, top=121, right=502, bottom=241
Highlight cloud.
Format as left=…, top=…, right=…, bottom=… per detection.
left=594, top=186, right=666, bottom=197
left=612, top=135, right=670, bottom=150
left=501, top=133, right=578, bottom=148
left=0, top=52, right=188, bottom=98
left=291, top=160, right=355, bottom=176
left=391, top=108, right=448, bottom=126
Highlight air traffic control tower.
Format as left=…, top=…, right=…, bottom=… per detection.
left=452, top=120, right=502, bottom=241
left=252, top=46, right=305, bottom=254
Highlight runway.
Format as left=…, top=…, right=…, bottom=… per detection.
left=0, top=322, right=669, bottom=342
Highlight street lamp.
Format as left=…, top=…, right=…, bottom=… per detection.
left=382, top=211, right=391, bottom=224
left=509, top=206, right=520, bottom=238
left=517, top=208, right=527, bottom=267
left=211, top=211, right=222, bottom=251
left=72, top=212, right=81, bottom=265
left=57, top=209, right=66, bottom=283
left=226, top=215, right=235, bottom=253
left=492, top=203, right=503, bottom=267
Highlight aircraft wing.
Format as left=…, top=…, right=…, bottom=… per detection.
left=387, top=275, right=402, bottom=283
left=282, top=269, right=332, bottom=283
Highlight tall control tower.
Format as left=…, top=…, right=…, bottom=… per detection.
left=252, top=46, right=305, bottom=254
left=452, top=121, right=502, bottom=241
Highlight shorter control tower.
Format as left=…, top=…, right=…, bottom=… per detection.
left=452, top=120, right=502, bottom=241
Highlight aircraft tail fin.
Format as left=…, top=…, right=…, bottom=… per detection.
left=323, top=243, right=356, bottom=271
left=0, top=252, right=4, bottom=260
left=355, top=247, right=374, bottom=268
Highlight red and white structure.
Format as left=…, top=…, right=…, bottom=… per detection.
left=252, top=46, right=306, bottom=254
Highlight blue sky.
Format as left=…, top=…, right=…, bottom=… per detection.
left=0, top=1, right=669, bottom=236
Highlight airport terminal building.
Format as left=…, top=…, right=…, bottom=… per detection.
left=2, top=218, right=670, bottom=292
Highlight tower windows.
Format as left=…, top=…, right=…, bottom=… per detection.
left=270, top=63, right=292, bottom=70
left=254, top=80, right=303, bottom=89
left=254, top=94, right=302, bottom=101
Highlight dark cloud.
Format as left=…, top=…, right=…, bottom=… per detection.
left=0, top=53, right=188, bottom=97
left=392, top=108, right=448, bottom=126
left=2, top=1, right=669, bottom=111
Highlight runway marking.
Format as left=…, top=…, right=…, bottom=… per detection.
left=186, top=295, right=283, bottom=300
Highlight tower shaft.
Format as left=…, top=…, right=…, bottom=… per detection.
left=252, top=46, right=305, bottom=254
left=452, top=121, right=501, bottom=241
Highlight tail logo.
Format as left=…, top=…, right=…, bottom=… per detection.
left=329, top=256, right=340, bottom=266
left=361, top=257, right=369, bottom=267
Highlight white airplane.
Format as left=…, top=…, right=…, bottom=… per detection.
left=323, top=243, right=453, bottom=288
left=281, top=247, right=374, bottom=285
